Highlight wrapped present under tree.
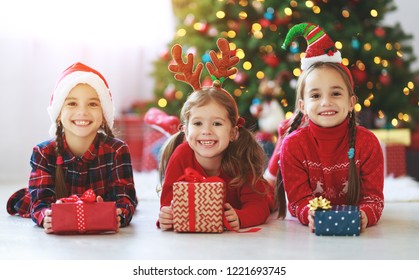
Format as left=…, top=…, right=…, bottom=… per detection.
left=51, top=189, right=118, bottom=234
left=172, top=168, right=225, bottom=233
left=309, top=197, right=361, bottom=236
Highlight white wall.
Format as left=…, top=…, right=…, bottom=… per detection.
left=0, top=0, right=175, bottom=184
left=0, top=0, right=418, bottom=185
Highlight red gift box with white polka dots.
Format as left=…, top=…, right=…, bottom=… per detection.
left=51, top=202, right=117, bottom=234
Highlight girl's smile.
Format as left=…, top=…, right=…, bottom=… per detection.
left=185, top=100, right=236, bottom=172
left=59, top=83, right=103, bottom=155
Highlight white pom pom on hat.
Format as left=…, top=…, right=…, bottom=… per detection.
left=47, top=62, right=115, bottom=137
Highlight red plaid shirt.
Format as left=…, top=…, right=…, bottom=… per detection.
left=9, top=133, right=137, bottom=227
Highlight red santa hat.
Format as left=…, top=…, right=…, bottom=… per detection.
left=282, top=22, right=342, bottom=71
left=144, top=107, right=180, bottom=138
left=47, top=62, right=115, bottom=136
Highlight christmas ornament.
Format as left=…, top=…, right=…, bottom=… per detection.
left=374, top=26, right=386, bottom=38
left=351, top=37, right=361, bottom=50
left=379, top=70, right=391, bottom=86
left=351, top=68, right=367, bottom=85
left=202, top=52, right=211, bottom=63
left=164, top=84, right=176, bottom=100
left=233, top=71, right=248, bottom=85
left=262, top=53, right=280, bottom=68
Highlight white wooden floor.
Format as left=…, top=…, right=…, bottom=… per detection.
left=1, top=184, right=419, bottom=260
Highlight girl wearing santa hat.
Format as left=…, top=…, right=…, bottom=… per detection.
left=275, top=23, right=384, bottom=232
left=7, top=62, right=137, bottom=233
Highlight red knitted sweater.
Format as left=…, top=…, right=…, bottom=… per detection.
left=160, top=142, right=270, bottom=228
left=279, top=119, right=384, bottom=226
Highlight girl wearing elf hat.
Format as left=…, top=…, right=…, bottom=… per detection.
left=275, top=23, right=384, bottom=232
left=157, top=38, right=271, bottom=231
left=7, top=62, right=137, bottom=233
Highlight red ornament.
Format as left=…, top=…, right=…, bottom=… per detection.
left=379, top=73, right=391, bottom=86
left=374, top=27, right=386, bottom=38
left=200, top=22, right=209, bottom=33
left=160, top=49, right=170, bottom=61
left=393, top=58, right=403, bottom=68
left=273, top=16, right=291, bottom=26
left=260, top=18, right=271, bottom=28
left=263, top=53, right=280, bottom=68
left=351, top=68, right=367, bottom=85
left=164, top=84, right=176, bottom=101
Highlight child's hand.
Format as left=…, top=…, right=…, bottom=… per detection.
left=159, top=205, right=174, bottom=230
left=308, top=210, right=315, bottom=233
left=43, top=199, right=64, bottom=234
left=224, top=203, right=240, bottom=231
left=360, top=210, right=368, bottom=232
left=116, top=208, right=122, bottom=231
left=43, top=208, right=53, bottom=234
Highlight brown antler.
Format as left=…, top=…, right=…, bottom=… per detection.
left=205, top=38, right=240, bottom=84
left=168, top=44, right=203, bottom=91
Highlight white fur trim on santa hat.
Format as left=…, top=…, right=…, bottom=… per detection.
left=47, top=70, right=115, bottom=137
left=301, top=51, right=342, bottom=71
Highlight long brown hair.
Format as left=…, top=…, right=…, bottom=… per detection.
left=276, top=62, right=360, bottom=219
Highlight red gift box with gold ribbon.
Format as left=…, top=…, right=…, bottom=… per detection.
left=51, top=189, right=118, bottom=234
left=172, top=168, right=225, bottom=233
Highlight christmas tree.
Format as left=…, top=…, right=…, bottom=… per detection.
left=151, top=0, right=419, bottom=130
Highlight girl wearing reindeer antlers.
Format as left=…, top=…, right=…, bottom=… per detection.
left=275, top=23, right=384, bottom=232
left=157, top=38, right=271, bottom=231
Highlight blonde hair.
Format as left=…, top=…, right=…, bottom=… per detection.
left=159, top=87, right=268, bottom=193
left=276, top=62, right=360, bottom=218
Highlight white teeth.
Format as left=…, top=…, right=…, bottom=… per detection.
left=74, top=120, right=90, bottom=126
left=320, top=111, right=336, bottom=115
left=200, top=141, right=215, bottom=145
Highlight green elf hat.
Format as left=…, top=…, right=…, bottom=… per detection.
left=281, top=22, right=342, bottom=71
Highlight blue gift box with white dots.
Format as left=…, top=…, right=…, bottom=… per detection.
left=314, top=205, right=361, bottom=236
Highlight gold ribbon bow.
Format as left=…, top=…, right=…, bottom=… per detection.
left=308, top=196, right=332, bottom=211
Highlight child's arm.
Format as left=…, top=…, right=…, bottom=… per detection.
left=279, top=136, right=314, bottom=225
left=233, top=181, right=270, bottom=228
left=28, top=146, right=56, bottom=227
left=108, top=143, right=137, bottom=227
left=357, top=131, right=385, bottom=227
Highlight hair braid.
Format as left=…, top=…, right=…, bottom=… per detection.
left=102, top=122, right=115, bottom=138
left=159, top=131, right=185, bottom=184
left=276, top=111, right=305, bottom=219
left=54, top=122, right=68, bottom=199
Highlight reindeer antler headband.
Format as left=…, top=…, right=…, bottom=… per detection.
left=168, top=38, right=240, bottom=93
left=168, top=38, right=245, bottom=127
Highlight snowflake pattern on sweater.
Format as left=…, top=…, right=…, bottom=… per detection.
left=279, top=119, right=384, bottom=227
